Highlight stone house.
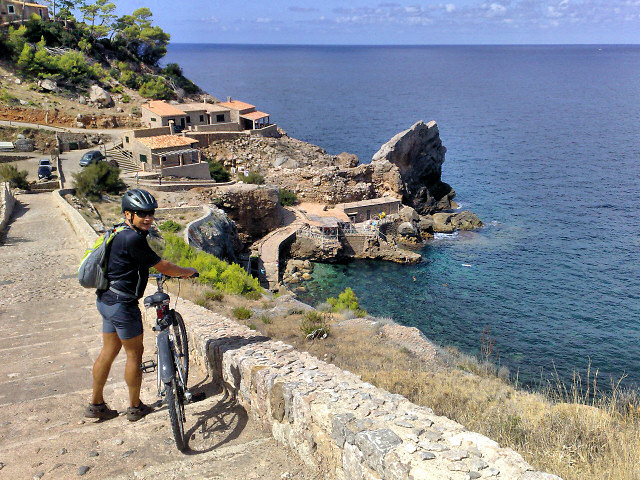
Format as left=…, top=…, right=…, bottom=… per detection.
left=336, top=197, right=403, bottom=223
left=121, top=127, right=210, bottom=179
left=0, top=0, right=49, bottom=25
left=140, top=100, right=187, bottom=130
left=218, top=98, right=272, bottom=130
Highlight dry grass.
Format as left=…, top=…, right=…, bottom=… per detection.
left=167, top=285, right=640, bottom=480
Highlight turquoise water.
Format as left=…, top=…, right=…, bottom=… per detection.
left=166, top=44, right=640, bottom=388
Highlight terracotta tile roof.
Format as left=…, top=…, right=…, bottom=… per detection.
left=8, top=0, right=48, bottom=7
left=142, top=100, right=186, bottom=117
left=241, top=111, right=270, bottom=121
left=218, top=100, right=255, bottom=111
left=137, top=135, right=198, bottom=149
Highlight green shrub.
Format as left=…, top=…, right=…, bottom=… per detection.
left=161, top=234, right=262, bottom=295
left=244, top=171, right=264, bottom=185
left=243, top=290, right=262, bottom=301
left=233, top=306, right=252, bottom=320
left=72, top=162, right=124, bottom=201
left=158, top=220, right=182, bottom=233
left=327, top=287, right=367, bottom=317
left=0, top=164, right=29, bottom=189
left=279, top=188, right=298, bottom=206
left=207, top=158, right=230, bottom=182
left=0, top=89, right=19, bottom=105
left=110, top=85, right=124, bottom=94
left=248, top=323, right=257, bottom=330
left=139, top=77, right=173, bottom=100
left=204, top=289, right=224, bottom=302
left=121, top=93, right=131, bottom=103
left=300, top=311, right=331, bottom=337
left=260, top=315, right=272, bottom=324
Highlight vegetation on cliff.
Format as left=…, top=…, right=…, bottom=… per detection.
left=0, top=5, right=199, bottom=100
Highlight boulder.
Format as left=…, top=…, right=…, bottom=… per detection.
left=397, top=222, right=417, bottom=236
left=432, top=213, right=456, bottom=233
left=399, top=206, right=419, bottom=223
left=335, top=152, right=359, bottom=168
left=13, top=138, right=34, bottom=152
left=78, top=96, right=87, bottom=105
left=38, top=78, right=58, bottom=92
left=371, top=121, right=454, bottom=215
left=451, top=211, right=483, bottom=230
left=417, top=216, right=434, bottom=236
left=208, top=184, right=283, bottom=244
left=89, top=85, right=112, bottom=107
left=186, top=206, right=242, bottom=262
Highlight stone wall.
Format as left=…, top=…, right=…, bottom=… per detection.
left=157, top=298, right=562, bottom=480
left=0, top=182, right=16, bottom=234
left=162, top=162, right=211, bottom=179
left=53, top=189, right=98, bottom=245
left=56, top=195, right=562, bottom=480
left=185, top=131, right=244, bottom=148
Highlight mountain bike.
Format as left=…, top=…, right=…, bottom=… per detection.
left=141, top=273, right=197, bottom=451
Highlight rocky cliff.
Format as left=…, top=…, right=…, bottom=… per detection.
left=371, top=121, right=455, bottom=214
left=195, top=184, right=284, bottom=244
left=204, top=121, right=454, bottom=213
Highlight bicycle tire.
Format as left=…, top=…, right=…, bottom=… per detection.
left=171, top=310, right=189, bottom=385
left=165, top=378, right=187, bottom=451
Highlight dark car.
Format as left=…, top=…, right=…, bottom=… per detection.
left=79, top=150, right=105, bottom=167
left=38, top=165, right=53, bottom=180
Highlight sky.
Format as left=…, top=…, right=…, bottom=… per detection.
left=115, top=0, right=640, bottom=44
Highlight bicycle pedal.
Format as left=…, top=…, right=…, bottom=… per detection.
left=140, top=360, right=157, bottom=373
left=184, top=390, right=193, bottom=403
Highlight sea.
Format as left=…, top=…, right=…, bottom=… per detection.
left=165, top=44, right=640, bottom=390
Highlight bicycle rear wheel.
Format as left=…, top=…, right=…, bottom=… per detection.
left=171, top=310, right=189, bottom=385
left=165, top=378, right=187, bottom=451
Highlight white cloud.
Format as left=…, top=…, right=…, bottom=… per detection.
left=445, top=4, right=456, bottom=13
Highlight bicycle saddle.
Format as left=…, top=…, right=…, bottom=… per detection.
left=144, top=292, right=170, bottom=308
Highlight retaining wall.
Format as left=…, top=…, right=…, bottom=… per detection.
left=53, top=189, right=98, bottom=245
left=0, top=182, right=16, bottom=234
left=55, top=193, right=562, bottom=480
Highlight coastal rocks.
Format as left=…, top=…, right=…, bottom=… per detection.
left=371, top=121, right=455, bottom=215
left=203, top=184, right=283, bottom=244
left=282, top=259, right=314, bottom=288
left=432, top=211, right=483, bottom=233
left=336, top=152, right=359, bottom=168
left=185, top=206, right=242, bottom=262
left=89, top=85, right=112, bottom=107
left=288, top=236, right=342, bottom=262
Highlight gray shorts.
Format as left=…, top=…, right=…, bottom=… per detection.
left=96, top=293, right=143, bottom=340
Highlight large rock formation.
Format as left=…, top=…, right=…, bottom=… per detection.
left=197, top=184, right=283, bottom=244
left=205, top=121, right=454, bottom=215
left=186, top=206, right=242, bottom=262
left=371, top=121, right=455, bottom=215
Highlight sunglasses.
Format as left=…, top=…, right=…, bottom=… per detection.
left=134, top=210, right=155, bottom=218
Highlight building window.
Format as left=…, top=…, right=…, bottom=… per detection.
left=216, top=114, right=225, bottom=122
left=39, top=8, right=43, bottom=16
left=186, top=116, right=191, bottom=124
left=199, top=115, right=204, bottom=122
left=8, top=5, right=15, bottom=13
left=140, top=154, right=147, bottom=163
left=150, top=117, right=156, bottom=122
left=125, top=136, right=129, bottom=143
left=366, top=210, right=371, bottom=220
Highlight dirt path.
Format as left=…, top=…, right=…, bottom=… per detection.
left=0, top=193, right=318, bottom=479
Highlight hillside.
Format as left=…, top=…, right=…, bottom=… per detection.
left=0, top=6, right=212, bottom=128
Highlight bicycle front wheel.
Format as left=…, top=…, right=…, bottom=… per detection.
left=165, top=378, right=187, bottom=451
left=171, top=310, right=189, bottom=385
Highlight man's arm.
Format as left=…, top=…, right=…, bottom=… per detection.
left=154, top=260, right=198, bottom=278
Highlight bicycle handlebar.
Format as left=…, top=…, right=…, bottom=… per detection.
left=149, top=272, right=199, bottom=280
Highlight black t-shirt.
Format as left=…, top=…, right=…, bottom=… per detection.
left=106, top=225, right=161, bottom=299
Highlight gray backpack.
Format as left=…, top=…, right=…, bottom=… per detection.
left=77, top=225, right=127, bottom=290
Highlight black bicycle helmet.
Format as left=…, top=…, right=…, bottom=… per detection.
left=121, top=189, right=158, bottom=212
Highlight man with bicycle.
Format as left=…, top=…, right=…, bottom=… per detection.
left=85, top=189, right=197, bottom=422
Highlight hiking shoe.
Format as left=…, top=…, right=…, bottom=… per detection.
left=84, top=402, right=119, bottom=420
left=126, top=402, right=153, bottom=422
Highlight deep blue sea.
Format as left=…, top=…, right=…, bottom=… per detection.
left=165, top=44, right=640, bottom=389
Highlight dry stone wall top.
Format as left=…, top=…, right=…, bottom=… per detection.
left=170, top=296, right=563, bottom=480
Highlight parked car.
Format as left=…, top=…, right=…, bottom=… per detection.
left=38, top=165, right=53, bottom=180
left=38, top=158, right=55, bottom=171
left=79, top=150, right=105, bottom=167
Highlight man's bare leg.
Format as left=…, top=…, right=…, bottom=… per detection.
left=91, top=332, right=122, bottom=405
left=121, top=334, right=145, bottom=407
